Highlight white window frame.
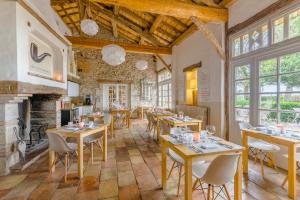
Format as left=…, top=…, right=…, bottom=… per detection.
left=230, top=2, right=300, bottom=126
left=158, top=69, right=172, bottom=108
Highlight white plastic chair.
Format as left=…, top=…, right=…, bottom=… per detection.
left=84, top=112, right=112, bottom=164
left=47, top=132, right=77, bottom=182
left=239, top=122, right=280, bottom=178
left=192, top=154, right=241, bottom=200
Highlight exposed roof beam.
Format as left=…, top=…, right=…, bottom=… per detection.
left=59, top=3, right=81, bottom=34
left=90, top=2, right=165, bottom=46
left=156, top=55, right=172, bottom=72
left=150, top=15, right=164, bottom=34
left=218, top=0, right=237, bottom=8
left=91, top=0, right=228, bottom=22
left=112, top=5, right=119, bottom=38
left=193, top=0, right=221, bottom=7
left=67, top=36, right=172, bottom=55
left=169, top=24, right=197, bottom=47
left=190, top=16, right=225, bottom=60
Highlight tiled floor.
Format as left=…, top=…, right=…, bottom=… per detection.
left=0, top=120, right=299, bottom=200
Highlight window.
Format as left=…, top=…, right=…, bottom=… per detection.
left=258, top=52, right=300, bottom=125
left=158, top=70, right=172, bottom=108
left=232, top=7, right=300, bottom=58
left=141, top=79, right=152, bottom=101
left=289, top=9, right=300, bottom=38
left=234, top=64, right=251, bottom=122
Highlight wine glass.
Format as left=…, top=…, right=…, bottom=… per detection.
left=206, top=125, right=216, bottom=136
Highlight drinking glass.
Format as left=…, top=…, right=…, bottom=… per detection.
left=206, top=125, right=216, bottom=136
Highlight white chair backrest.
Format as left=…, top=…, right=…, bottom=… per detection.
left=103, top=113, right=112, bottom=126
left=202, top=154, right=240, bottom=185
left=47, top=132, right=72, bottom=153
left=238, top=122, right=257, bottom=143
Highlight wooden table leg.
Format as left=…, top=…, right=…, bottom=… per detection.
left=242, top=131, right=249, bottom=174
left=141, top=108, right=144, bottom=120
left=288, top=144, right=297, bottom=199
left=185, top=158, right=193, bottom=200
left=161, top=141, right=167, bottom=189
left=234, top=155, right=242, bottom=200
left=156, top=117, right=160, bottom=142
left=77, top=136, right=84, bottom=178
left=49, top=148, right=55, bottom=173
left=102, top=126, right=107, bottom=161
left=198, top=122, right=201, bottom=132
left=127, top=112, right=131, bottom=128
left=111, top=113, right=114, bottom=134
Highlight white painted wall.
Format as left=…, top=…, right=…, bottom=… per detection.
left=0, top=1, right=69, bottom=90
left=228, top=0, right=278, bottom=28
left=67, top=81, right=79, bottom=97
left=16, top=3, right=68, bottom=89
left=172, top=23, right=225, bottom=137
left=0, top=1, right=17, bottom=81
left=24, top=0, right=71, bottom=36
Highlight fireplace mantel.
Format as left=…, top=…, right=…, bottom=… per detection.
left=0, top=81, right=67, bottom=95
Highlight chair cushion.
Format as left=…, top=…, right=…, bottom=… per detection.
left=249, top=141, right=280, bottom=152
left=192, top=162, right=210, bottom=179
left=283, top=153, right=300, bottom=162
left=168, top=149, right=184, bottom=164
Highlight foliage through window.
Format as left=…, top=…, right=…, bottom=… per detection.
left=234, top=64, right=251, bottom=122
left=258, top=52, right=300, bottom=125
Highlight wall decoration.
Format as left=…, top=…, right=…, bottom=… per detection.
left=28, top=34, right=53, bottom=78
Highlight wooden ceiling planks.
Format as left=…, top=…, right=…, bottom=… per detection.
left=51, top=0, right=230, bottom=55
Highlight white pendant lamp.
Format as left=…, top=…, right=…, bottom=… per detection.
left=80, top=0, right=99, bottom=36
left=101, top=44, right=126, bottom=66
left=135, top=60, right=148, bottom=70
left=80, top=19, right=99, bottom=36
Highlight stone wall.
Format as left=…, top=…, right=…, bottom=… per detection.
left=76, top=50, right=157, bottom=111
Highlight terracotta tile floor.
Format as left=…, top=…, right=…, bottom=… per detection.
left=0, top=119, right=299, bottom=200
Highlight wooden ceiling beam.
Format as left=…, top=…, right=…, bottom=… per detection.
left=190, top=16, right=225, bottom=60
left=90, top=2, right=165, bottom=46
left=67, top=36, right=172, bottom=55
left=218, top=0, right=237, bottom=8
left=90, top=0, right=228, bottom=22
left=156, top=55, right=172, bottom=72
left=169, top=24, right=197, bottom=47
left=150, top=15, right=164, bottom=34
left=59, top=3, right=81, bottom=34
left=112, top=5, right=119, bottom=38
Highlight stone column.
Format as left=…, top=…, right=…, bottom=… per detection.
left=0, top=102, right=20, bottom=175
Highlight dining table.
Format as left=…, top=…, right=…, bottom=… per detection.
left=150, top=111, right=175, bottom=141
left=162, top=116, right=203, bottom=132
left=110, top=108, right=131, bottom=134
left=47, top=125, right=107, bottom=179
left=160, top=134, right=244, bottom=200
left=242, top=128, right=300, bottom=199
left=137, top=106, right=152, bottom=120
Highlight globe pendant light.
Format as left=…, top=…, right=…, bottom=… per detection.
left=80, top=19, right=99, bottom=36
left=101, top=44, right=126, bottom=66
left=135, top=60, right=148, bottom=70
left=80, top=0, right=99, bottom=36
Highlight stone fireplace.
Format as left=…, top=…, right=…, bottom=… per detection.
left=0, top=94, right=62, bottom=175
